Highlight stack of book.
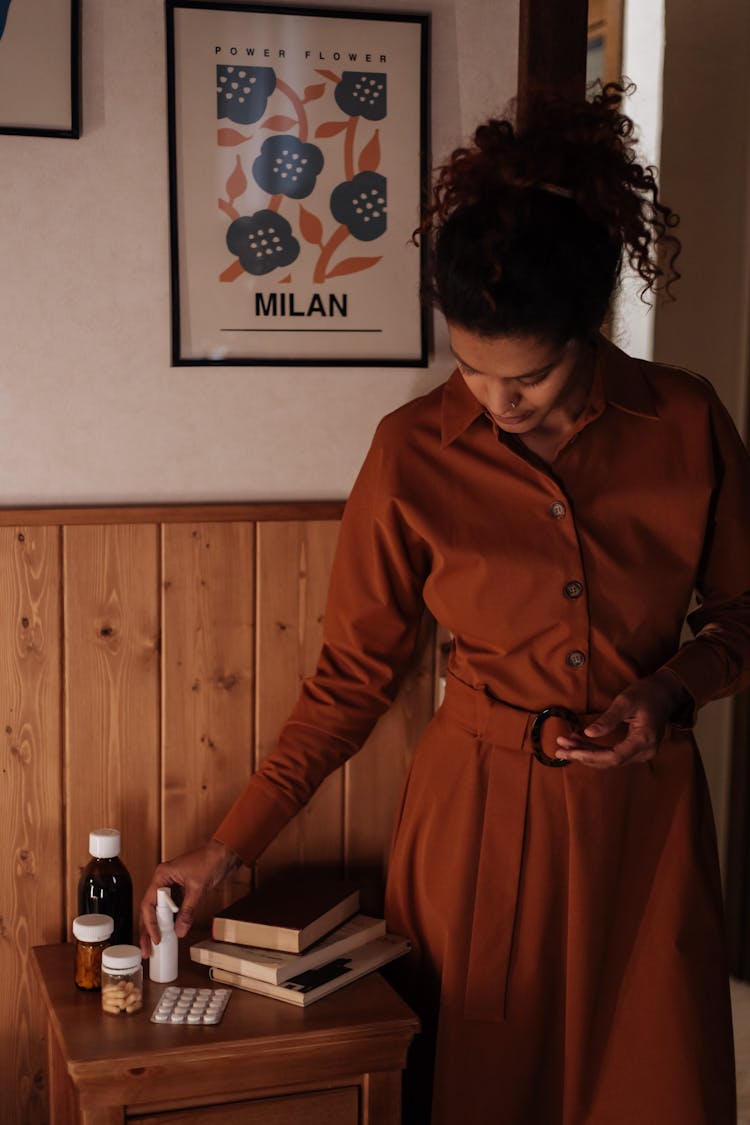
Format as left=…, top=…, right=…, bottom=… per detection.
left=190, top=871, right=410, bottom=1007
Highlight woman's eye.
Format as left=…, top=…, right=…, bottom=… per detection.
left=518, top=369, right=551, bottom=387
left=458, top=363, right=479, bottom=376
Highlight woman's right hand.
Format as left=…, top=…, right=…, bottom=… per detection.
left=139, top=839, right=241, bottom=959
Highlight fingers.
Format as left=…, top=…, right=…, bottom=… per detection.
left=139, top=862, right=183, bottom=959
left=557, top=720, right=656, bottom=765
left=553, top=679, right=671, bottom=770
left=174, top=886, right=202, bottom=939
left=582, top=700, right=630, bottom=739
left=555, top=742, right=657, bottom=769
left=138, top=841, right=240, bottom=957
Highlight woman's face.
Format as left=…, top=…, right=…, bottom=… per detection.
left=447, top=324, right=588, bottom=436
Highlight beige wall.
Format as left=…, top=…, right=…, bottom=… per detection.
left=654, top=0, right=750, bottom=869
left=0, top=0, right=518, bottom=506
left=615, top=0, right=665, bottom=361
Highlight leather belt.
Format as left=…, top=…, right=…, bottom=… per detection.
left=440, top=672, right=600, bottom=1022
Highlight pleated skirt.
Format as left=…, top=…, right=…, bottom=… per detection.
left=384, top=700, right=736, bottom=1125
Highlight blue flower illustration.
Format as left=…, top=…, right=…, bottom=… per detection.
left=217, top=66, right=276, bottom=125
left=330, top=172, right=387, bottom=241
left=0, top=0, right=12, bottom=39
left=252, top=135, right=324, bottom=200
left=226, top=210, right=300, bottom=276
left=334, top=73, right=387, bottom=121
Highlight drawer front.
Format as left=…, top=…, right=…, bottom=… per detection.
left=130, top=1086, right=359, bottom=1125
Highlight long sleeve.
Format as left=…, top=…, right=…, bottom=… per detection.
left=214, top=420, right=430, bottom=865
left=662, top=386, right=750, bottom=712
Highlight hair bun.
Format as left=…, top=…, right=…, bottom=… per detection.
left=419, top=79, right=680, bottom=314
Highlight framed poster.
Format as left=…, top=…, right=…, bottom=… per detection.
left=0, top=0, right=80, bottom=137
left=166, top=2, right=429, bottom=366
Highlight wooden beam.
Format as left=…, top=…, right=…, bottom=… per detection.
left=0, top=501, right=345, bottom=527
left=518, top=0, right=589, bottom=121
left=726, top=691, right=750, bottom=977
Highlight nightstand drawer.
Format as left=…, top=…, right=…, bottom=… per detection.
left=130, top=1086, right=359, bottom=1125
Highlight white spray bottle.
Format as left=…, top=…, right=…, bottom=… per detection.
left=149, top=888, right=179, bottom=982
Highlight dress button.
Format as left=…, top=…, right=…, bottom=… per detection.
left=566, top=650, right=586, bottom=668
left=564, top=581, right=584, bottom=599
left=550, top=501, right=567, bottom=519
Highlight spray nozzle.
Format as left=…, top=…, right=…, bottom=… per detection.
left=156, top=888, right=179, bottom=931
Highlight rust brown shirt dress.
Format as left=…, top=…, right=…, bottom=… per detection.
left=215, top=337, right=750, bottom=1124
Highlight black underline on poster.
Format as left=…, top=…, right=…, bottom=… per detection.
left=221, top=328, right=384, bottom=333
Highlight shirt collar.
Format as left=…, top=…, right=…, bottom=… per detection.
left=440, top=333, right=659, bottom=447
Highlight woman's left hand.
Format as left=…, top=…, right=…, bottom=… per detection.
left=554, top=670, right=691, bottom=769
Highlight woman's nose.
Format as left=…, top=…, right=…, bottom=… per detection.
left=487, top=387, right=520, bottom=416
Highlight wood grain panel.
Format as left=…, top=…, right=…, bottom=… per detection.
left=162, top=524, right=255, bottom=920
left=2, top=503, right=437, bottom=1120
left=131, top=1087, right=358, bottom=1124
left=0, top=526, right=62, bottom=1125
left=519, top=0, right=588, bottom=114
left=63, top=525, right=160, bottom=934
left=344, top=614, right=435, bottom=915
left=254, top=521, right=342, bottom=882
left=0, top=502, right=344, bottom=528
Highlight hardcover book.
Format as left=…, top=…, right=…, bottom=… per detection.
left=211, top=873, right=360, bottom=953
left=191, top=914, right=386, bottom=985
left=209, top=933, right=411, bottom=1007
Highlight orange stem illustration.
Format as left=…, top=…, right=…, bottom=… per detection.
left=220, top=259, right=245, bottom=283
left=218, top=198, right=240, bottom=221
left=344, top=115, right=359, bottom=181
left=313, top=224, right=349, bottom=283
left=275, top=77, right=308, bottom=141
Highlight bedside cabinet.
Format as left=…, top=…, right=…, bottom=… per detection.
left=32, top=942, right=419, bottom=1125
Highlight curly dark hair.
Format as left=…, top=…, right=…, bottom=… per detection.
left=418, top=81, right=681, bottom=343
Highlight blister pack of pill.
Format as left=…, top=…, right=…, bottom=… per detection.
left=150, top=986, right=231, bottom=1025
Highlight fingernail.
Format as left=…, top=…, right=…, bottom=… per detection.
left=584, top=725, right=601, bottom=736
left=556, top=750, right=569, bottom=760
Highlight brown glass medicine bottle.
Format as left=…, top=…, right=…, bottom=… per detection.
left=77, top=829, right=133, bottom=946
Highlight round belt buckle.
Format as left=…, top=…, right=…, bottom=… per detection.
left=530, top=706, right=581, bottom=768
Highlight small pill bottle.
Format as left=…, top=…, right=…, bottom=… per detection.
left=101, top=945, right=143, bottom=1015
left=73, top=913, right=114, bottom=990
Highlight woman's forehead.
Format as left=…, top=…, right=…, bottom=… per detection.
left=447, top=324, right=567, bottom=377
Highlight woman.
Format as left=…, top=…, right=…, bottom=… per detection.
left=141, top=85, right=749, bottom=1123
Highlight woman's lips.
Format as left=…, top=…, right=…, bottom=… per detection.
left=493, top=410, right=533, bottom=426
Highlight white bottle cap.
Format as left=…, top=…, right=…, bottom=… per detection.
left=72, top=914, right=114, bottom=943
left=88, top=829, right=121, bottom=858
left=102, top=944, right=142, bottom=971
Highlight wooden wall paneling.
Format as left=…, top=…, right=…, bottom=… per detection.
left=343, top=614, right=436, bottom=916
left=0, top=526, right=62, bottom=1125
left=63, top=525, right=161, bottom=937
left=518, top=0, right=588, bottom=116
left=0, top=502, right=345, bottom=528
left=254, top=521, right=342, bottom=883
left=161, top=523, right=255, bottom=922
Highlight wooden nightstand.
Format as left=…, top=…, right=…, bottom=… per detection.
left=32, top=942, right=419, bottom=1125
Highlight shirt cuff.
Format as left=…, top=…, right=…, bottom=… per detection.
left=212, top=773, right=299, bottom=867
left=651, top=663, right=697, bottom=730
left=660, top=643, right=721, bottom=726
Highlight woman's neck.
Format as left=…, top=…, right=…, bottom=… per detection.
left=518, top=338, right=597, bottom=459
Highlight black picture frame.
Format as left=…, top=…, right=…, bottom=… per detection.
left=166, top=1, right=429, bottom=367
left=0, top=0, right=81, bottom=138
